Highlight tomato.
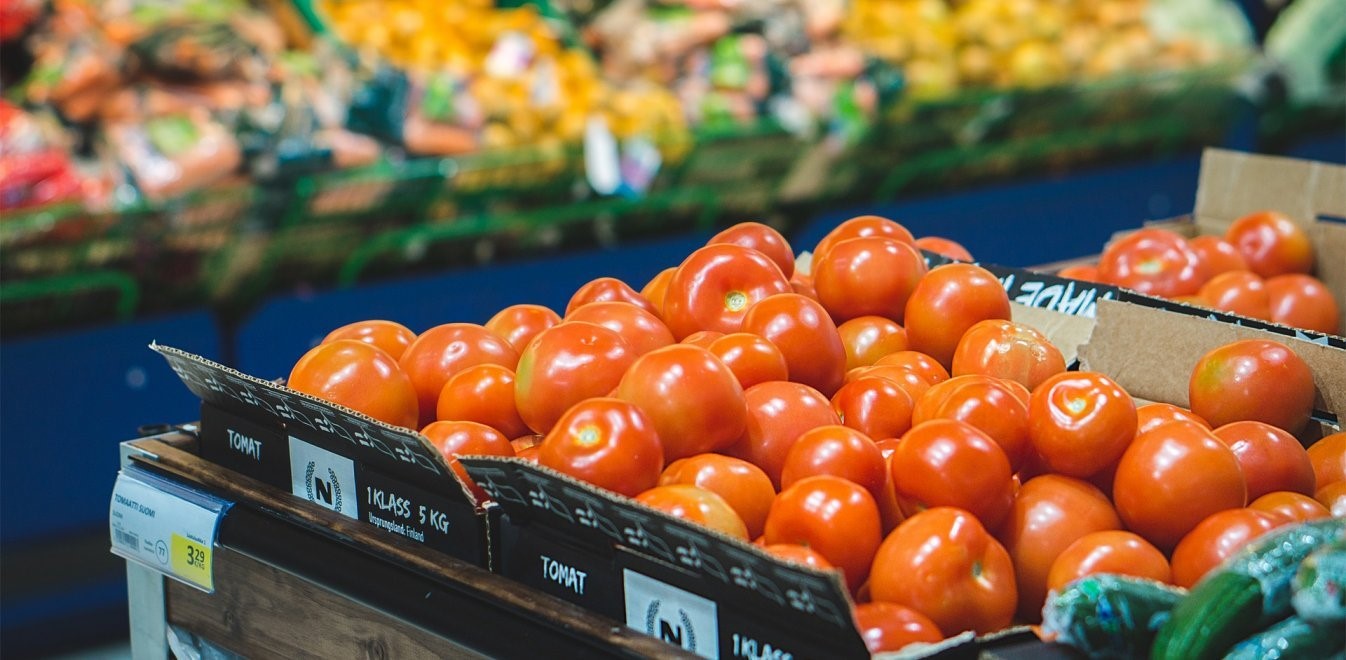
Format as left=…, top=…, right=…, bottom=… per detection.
left=1212, top=421, right=1316, bottom=499
left=764, top=475, right=882, bottom=592
left=1248, top=491, right=1331, bottom=524
left=1198, top=271, right=1270, bottom=320
left=869, top=507, right=1016, bottom=635
left=485, top=304, right=563, bottom=354
left=874, top=438, right=907, bottom=533
left=853, top=602, right=944, bottom=654
left=538, top=398, right=663, bottom=497
left=1097, top=228, right=1207, bottom=298
left=1028, top=372, right=1137, bottom=478
left=726, top=381, right=841, bottom=488
left=904, top=263, right=1012, bottom=368
left=514, top=322, right=635, bottom=434
left=814, top=215, right=916, bottom=260
left=858, top=365, right=937, bottom=410
left=1170, top=508, right=1283, bottom=588
left=1045, top=530, right=1172, bottom=593
left=742, top=293, right=847, bottom=396
left=1113, top=421, right=1247, bottom=550
left=874, top=351, right=950, bottom=385
left=640, top=267, right=677, bottom=313
left=565, top=276, right=658, bottom=316
left=1136, top=403, right=1210, bottom=436
left=912, top=375, right=1031, bottom=472
left=661, top=454, right=776, bottom=538
left=914, top=236, right=973, bottom=262
left=1056, top=264, right=1101, bottom=283
left=997, top=475, right=1122, bottom=620
left=1225, top=210, right=1314, bottom=278
left=1315, top=480, right=1346, bottom=517
left=789, top=271, right=819, bottom=302
left=950, top=319, right=1066, bottom=391
left=1188, top=339, right=1316, bottom=434
left=565, top=301, right=675, bottom=356
left=813, top=237, right=928, bottom=324
left=707, top=332, right=790, bottom=389
left=322, top=320, right=416, bottom=360
left=889, top=419, right=1015, bottom=530
left=511, top=434, right=543, bottom=452
left=831, top=376, right=915, bottom=441
left=662, top=244, right=791, bottom=339
left=763, top=544, right=833, bottom=570
left=708, top=221, right=795, bottom=279
left=781, top=425, right=886, bottom=499
left=1265, top=274, right=1341, bottom=335
left=516, top=444, right=541, bottom=463
left=1308, top=432, right=1346, bottom=490
left=615, top=344, right=746, bottom=461
left=436, top=364, right=529, bottom=439
left=1189, top=235, right=1250, bottom=278
left=400, top=323, right=520, bottom=427
left=422, top=420, right=515, bottom=501
left=289, top=340, right=419, bottom=429
left=837, top=316, right=909, bottom=371
left=634, top=485, right=749, bottom=541
left=680, top=330, right=724, bottom=349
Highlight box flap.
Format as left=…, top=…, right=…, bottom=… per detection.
left=1010, top=303, right=1096, bottom=366
left=1194, top=148, right=1346, bottom=232
left=1309, top=221, right=1346, bottom=333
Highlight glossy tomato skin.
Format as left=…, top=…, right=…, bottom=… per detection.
left=1046, top=530, right=1172, bottom=593
left=1212, top=421, right=1316, bottom=499
left=763, top=544, right=834, bottom=570
left=1097, top=228, right=1207, bottom=297
left=889, top=419, right=1015, bottom=530
left=813, top=237, right=928, bottom=323
left=1056, top=264, right=1101, bottom=283
left=951, top=319, right=1066, bottom=392
left=565, top=301, right=675, bottom=356
left=1198, top=271, right=1270, bottom=320
left=322, top=320, right=416, bottom=360
left=1265, top=274, right=1341, bottom=335
left=661, top=454, right=776, bottom=538
left=1315, top=481, right=1346, bottom=516
left=853, top=602, right=944, bottom=654
left=1170, top=508, right=1284, bottom=588
left=634, top=485, right=750, bottom=541
left=290, top=340, right=420, bottom=429
left=1225, top=210, right=1314, bottom=278
left=662, top=244, right=791, bottom=339
left=1308, top=432, right=1346, bottom=490
left=904, top=264, right=1012, bottom=368
left=832, top=376, right=915, bottom=441
left=1135, top=403, right=1210, bottom=436
left=485, top=304, right=562, bottom=354
left=514, top=322, right=636, bottom=434
left=640, top=267, right=677, bottom=313
left=1028, top=372, right=1137, bottom=478
left=874, top=351, right=950, bottom=386
left=726, top=381, right=841, bottom=488
left=565, top=277, right=657, bottom=316
left=856, top=365, right=935, bottom=404
left=615, top=344, right=746, bottom=461
left=780, top=425, right=887, bottom=499
left=837, top=316, right=909, bottom=371
left=814, top=215, right=916, bottom=259
left=742, top=293, right=847, bottom=397
left=912, top=375, right=1031, bottom=472
left=539, top=398, right=663, bottom=497
left=869, top=507, right=1017, bottom=635
left=1189, top=339, right=1316, bottom=434
left=707, top=332, right=789, bottom=389
left=1113, top=421, right=1247, bottom=551
left=421, top=420, right=515, bottom=501
left=680, top=330, right=724, bottom=349
left=708, top=221, right=795, bottom=279
left=1189, top=235, right=1250, bottom=278
left=914, top=236, right=973, bottom=262
left=400, top=323, right=520, bottom=427
left=436, top=364, right=529, bottom=439
left=764, top=475, right=882, bottom=592
left=1248, top=491, right=1331, bottom=524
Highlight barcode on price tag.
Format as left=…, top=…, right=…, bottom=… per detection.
left=109, top=467, right=231, bottom=592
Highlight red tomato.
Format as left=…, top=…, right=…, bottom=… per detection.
left=422, top=420, right=515, bottom=501
left=789, top=269, right=818, bottom=301
left=869, top=507, right=1017, bottom=635
left=1188, top=339, right=1316, bottom=434
left=780, top=425, right=887, bottom=499
left=873, top=350, right=951, bottom=385
left=681, top=330, right=724, bottom=349
left=436, top=364, right=529, bottom=439
left=538, top=398, right=663, bottom=497
left=742, top=293, right=847, bottom=396
left=1113, top=421, right=1247, bottom=551
left=997, top=475, right=1122, bottom=620
left=634, top=485, right=749, bottom=541
left=1189, top=235, right=1250, bottom=279
left=1097, top=228, right=1206, bottom=297
left=565, top=277, right=658, bottom=316
left=516, top=444, right=541, bottom=463
left=1028, top=372, right=1137, bottom=478
left=831, top=376, right=915, bottom=441
left=1057, top=264, right=1101, bottom=283
left=708, top=221, right=795, bottom=279
left=764, top=475, right=882, bottom=592
left=1136, top=403, right=1210, bottom=436
left=514, top=322, right=635, bottom=434
left=853, top=602, right=944, bottom=654
left=914, top=236, right=973, bottom=262
left=874, top=438, right=907, bottom=533
left=813, top=237, right=928, bottom=323
left=322, top=320, right=416, bottom=360
left=889, top=419, right=1015, bottom=530
left=1212, top=421, right=1316, bottom=499
left=289, top=340, right=419, bottom=429
left=1198, top=271, right=1270, bottom=319
left=1248, top=491, right=1331, bottom=524
left=726, top=381, right=841, bottom=488
left=904, top=263, right=1012, bottom=368
left=1308, top=432, right=1346, bottom=490
left=511, top=434, right=542, bottom=453
left=1265, top=274, right=1340, bottom=335
left=400, top=323, right=520, bottom=427
left=950, top=319, right=1066, bottom=391
left=1315, top=480, right=1346, bottom=517
left=661, top=454, right=776, bottom=539
left=662, top=244, right=791, bottom=339
left=913, top=374, right=1032, bottom=473
left=859, top=365, right=937, bottom=407
left=565, top=301, right=674, bottom=356
left=707, top=332, right=790, bottom=389
left=1046, top=530, right=1172, bottom=593
left=1170, top=508, right=1283, bottom=588
left=615, top=344, right=746, bottom=461
left=1225, top=210, right=1314, bottom=278
left=837, top=316, right=909, bottom=371
left=485, top=304, right=562, bottom=354
left=814, top=215, right=916, bottom=259
left=640, top=267, right=677, bottom=313
left=763, top=544, right=834, bottom=570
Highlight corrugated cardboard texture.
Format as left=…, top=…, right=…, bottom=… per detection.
left=1010, top=302, right=1096, bottom=365
left=1310, top=222, right=1346, bottom=334
left=1193, top=148, right=1346, bottom=231
left=1078, top=299, right=1346, bottom=418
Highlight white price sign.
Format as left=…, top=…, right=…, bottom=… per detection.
left=109, top=467, right=231, bottom=592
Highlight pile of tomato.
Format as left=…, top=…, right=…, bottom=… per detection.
left=285, top=216, right=1346, bottom=655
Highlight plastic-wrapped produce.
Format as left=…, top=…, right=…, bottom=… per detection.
left=1040, top=573, right=1187, bottom=659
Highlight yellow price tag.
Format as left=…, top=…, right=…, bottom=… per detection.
left=170, top=533, right=214, bottom=591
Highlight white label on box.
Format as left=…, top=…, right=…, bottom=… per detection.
left=624, top=570, right=719, bottom=659
left=109, top=468, right=229, bottom=592
left=288, top=436, right=358, bottom=519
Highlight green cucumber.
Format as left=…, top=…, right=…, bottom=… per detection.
left=1041, top=574, right=1187, bottom=659
left=1222, top=615, right=1346, bottom=660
